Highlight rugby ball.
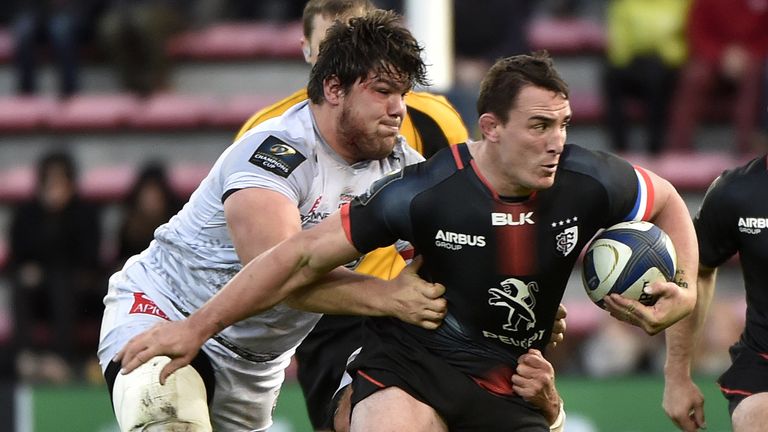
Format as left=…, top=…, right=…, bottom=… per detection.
left=582, top=221, right=676, bottom=308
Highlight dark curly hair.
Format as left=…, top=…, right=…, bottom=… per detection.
left=307, top=9, right=429, bottom=104
left=477, top=51, right=570, bottom=124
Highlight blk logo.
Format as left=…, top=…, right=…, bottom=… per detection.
left=491, top=212, right=535, bottom=226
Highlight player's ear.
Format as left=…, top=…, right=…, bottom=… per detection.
left=300, top=37, right=312, bottom=64
left=323, top=75, right=343, bottom=105
left=478, top=113, right=501, bottom=142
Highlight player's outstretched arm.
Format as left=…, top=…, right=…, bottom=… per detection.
left=116, top=210, right=448, bottom=381
left=662, top=264, right=716, bottom=432
left=286, top=255, right=447, bottom=330
left=604, top=170, right=697, bottom=335
left=116, top=211, right=370, bottom=382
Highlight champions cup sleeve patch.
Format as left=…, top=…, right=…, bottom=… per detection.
left=129, top=293, right=169, bottom=320
left=249, top=135, right=306, bottom=178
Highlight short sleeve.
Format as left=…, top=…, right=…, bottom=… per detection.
left=695, top=176, right=738, bottom=267
left=341, top=169, right=412, bottom=254
left=218, top=132, right=312, bottom=205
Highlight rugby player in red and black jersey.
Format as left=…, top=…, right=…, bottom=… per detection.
left=116, top=52, right=696, bottom=431
left=664, top=154, right=768, bottom=432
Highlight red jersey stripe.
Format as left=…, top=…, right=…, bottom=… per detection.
left=718, top=385, right=753, bottom=397
left=357, top=370, right=386, bottom=388
left=340, top=203, right=353, bottom=244
left=450, top=144, right=464, bottom=169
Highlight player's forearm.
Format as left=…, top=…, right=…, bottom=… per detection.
left=664, top=266, right=716, bottom=378
left=286, top=267, right=392, bottom=315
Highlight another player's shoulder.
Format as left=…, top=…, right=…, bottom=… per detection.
left=398, top=142, right=467, bottom=189
left=360, top=144, right=460, bottom=204
left=405, top=91, right=460, bottom=116
left=405, top=91, right=468, bottom=140
left=235, top=88, right=309, bottom=140
left=714, top=154, right=768, bottom=188
left=704, top=154, right=768, bottom=204
left=405, top=91, right=466, bottom=128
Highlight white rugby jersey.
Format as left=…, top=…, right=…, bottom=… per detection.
left=125, top=100, right=424, bottom=361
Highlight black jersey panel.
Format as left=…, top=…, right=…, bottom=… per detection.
left=559, top=145, right=640, bottom=221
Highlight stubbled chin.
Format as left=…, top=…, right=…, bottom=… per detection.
left=362, top=142, right=396, bottom=160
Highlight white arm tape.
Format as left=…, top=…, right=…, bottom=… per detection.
left=549, top=402, right=565, bottom=432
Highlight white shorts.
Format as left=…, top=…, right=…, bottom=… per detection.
left=98, top=267, right=292, bottom=431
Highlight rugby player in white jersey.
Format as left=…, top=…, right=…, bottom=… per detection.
left=98, top=11, right=446, bottom=431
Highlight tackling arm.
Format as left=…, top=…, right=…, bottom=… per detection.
left=188, top=210, right=363, bottom=338
left=285, top=255, right=446, bottom=330
left=116, top=190, right=445, bottom=381
left=115, top=209, right=362, bottom=382
left=226, top=188, right=443, bottom=324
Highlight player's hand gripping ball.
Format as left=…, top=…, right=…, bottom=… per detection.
left=582, top=221, right=676, bottom=308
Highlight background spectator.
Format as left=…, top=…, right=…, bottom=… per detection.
left=113, top=162, right=182, bottom=269
left=665, top=0, right=768, bottom=154
left=98, top=0, right=186, bottom=96
left=10, top=0, right=95, bottom=97
left=7, top=150, right=104, bottom=383
left=601, top=0, right=689, bottom=155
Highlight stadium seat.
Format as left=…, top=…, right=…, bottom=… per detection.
left=0, top=161, right=212, bottom=204
left=165, top=17, right=606, bottom=61
left=167, top=22, right=303, bottom=61
left=0, top=95, right=58, bottom=132
left=206, top=93, right=282, bottom=129
left=80, top=165, right=135, bottom=201
left=0, top=166, right=34, bottom=202
left=129, top=93, right=217, bottom=130
left=46, top=94, right=140, bottom=131
left=1, top=17, right=606, bottom=64
left=623, top=151, right=738, bottom=192
left=528, top=17, right=606, bottom=55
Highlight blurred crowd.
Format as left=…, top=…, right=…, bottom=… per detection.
left=1, top=150, right=183, bottom=384
left=0, top=0, right=766, bottom=151
left=0, top=0, right=764, bottom=387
